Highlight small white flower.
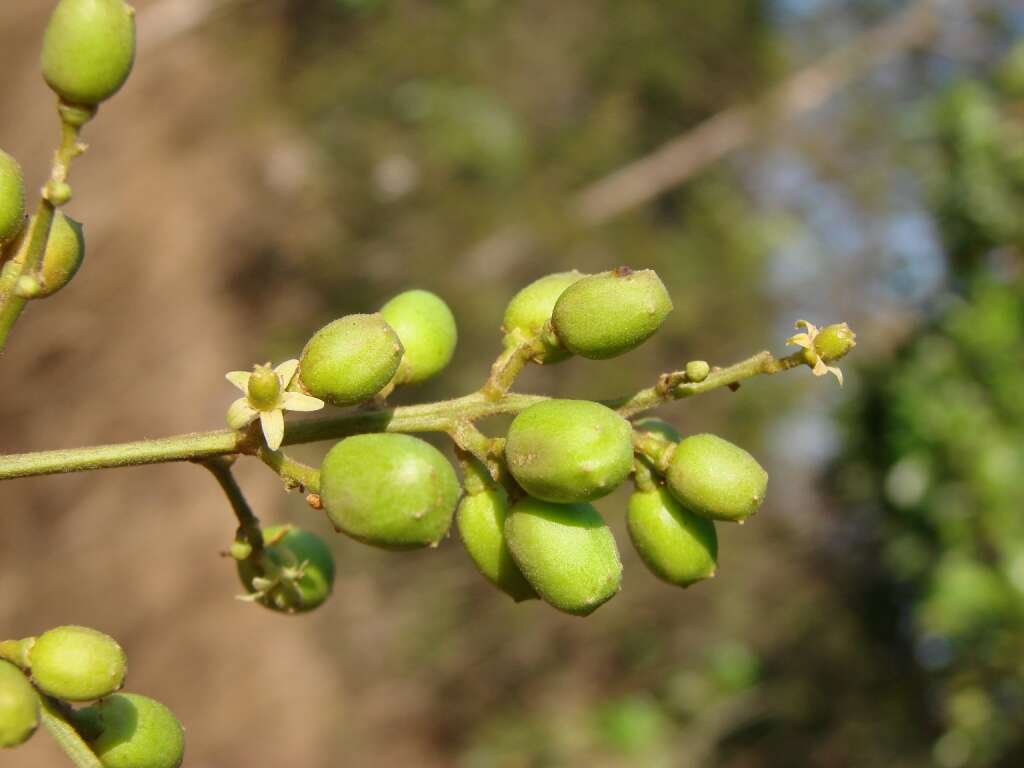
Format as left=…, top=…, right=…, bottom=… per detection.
left=225, top=359, right=324, bottom=450
left=786, top=320, right=846, bottom=385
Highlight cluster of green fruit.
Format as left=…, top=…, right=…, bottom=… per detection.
left=231, top=268, right=770, bottom=617
left=1, top=0, right=134, bottom=296
left=0, top=626, right=184, bottom=768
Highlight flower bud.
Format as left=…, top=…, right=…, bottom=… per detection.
left=502, top=271, right=586, bottom=363
left=0, top=150, right=25, bottom=245
left=456, top=487, right=537, bottom=602
left=628, top=488, right=717, bottom=587
left=812, top=322, right=856, bottom=363
left=504, top=497, right=622, bottom=616
left=631, top=417, right=681, bottom=445
left=246, top=364, right=280, bottom=410
left=551, top=268, right=672, bottom=359
left=237, top=525, right=335, bottom=613
left=505, top=399, right=633, bottom=503
left=380, top=289, right=457, bottom=384
left=321, top=434, right=460, bottom=549
left=41, top=0, right=136, bottom=107
left=0, top=659, right=38, bottom=748
left=299, top=314, right=403, bottom=405
left=685, top=360, right=710, bottom=382
left=12, top=212, right=85, bottom=298
left=81, top=693, right=185, bottom=768
left=29, top=625, right=126, bottom=701
left=666, top=434, right=767, bottom=523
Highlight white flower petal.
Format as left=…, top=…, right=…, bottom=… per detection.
left=786, top=333, right=812, bottom=349
left=281, top=391, right=325, bottom=412
left=226, top=371, right=252, bottom=392
left=794, top=319, right=819, bottom=336
left=811, top=358, right=830, bottom=377
left=260, top=409, right=285, bottom=450
left=828, top=365, right=844, bottom=386
left=274, top=359, right=300, bottom=388
left=227, top=398, right=258, bottom=429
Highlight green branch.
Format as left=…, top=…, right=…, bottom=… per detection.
left=0, top=350, right=811, bottom=482
left=39, top=695, right=103, bottom=768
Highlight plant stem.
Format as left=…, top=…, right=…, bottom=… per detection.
left=199, top=457, right=263, bottom=558
left=257, top=448, right=321, bottom=493
left=39, top=695, right=103, bottom=768
left=0, top=350, right=811, bottom=482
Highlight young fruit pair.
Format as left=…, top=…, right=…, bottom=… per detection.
left=298, top=289, right=456, bottom=405
left=503, top=268, right=673, bottom=362
left=237, top=525, right=336, bottom=613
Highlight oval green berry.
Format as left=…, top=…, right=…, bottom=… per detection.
left=456, top=487, right=537, bottom=602
left=666, top=434, right=767, bottom=522
left=380, top=289, right=457, bottom=384
left=502, top=270, right=586, bottom=363
left=41, top=0, right=136, bottom=107
left=0, top=659, right=38, bottom=748
left=504, top=497, right=622, bottom=616
left=29, top=625, right=126, bottom=701
left=299, top=314, right=403, bottom=405
left=83, top=693, right=185, bottom=768
left=237, top=525, right=336, bottom=613
left=321, top=433, right=461, bottom=549
left=627, top=487, right=717, bottom=587
left=14, top=213, right=86, bottom=298
left=0, top=150, right=25, bottom=245
left=813, top=322, right=857, bottom=363
left=552, top=268, right=672, bottom=359
left=685, top=360, right=710, bottom=382
left=505, top=399, right=633, bottom=503
left=632, top=417, right=681, bottom=444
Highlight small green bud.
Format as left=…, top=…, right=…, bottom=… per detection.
left=41, top=0, right=136, bottom=107
left=505, top=399, right=634, bottom=503
left=0, top=150, right=25, bottom=245
left=628, top=487, right=717, bottom=587
left=246, top=364, right=280, bottom=410
left=631, top=417, right=681, bottom=445
left=666, top=434, right=767, bottom=523
left=685, top=360, right=710, bottom=382
left=812, top=322, right=856, bottom=363
left=380, top=289, right=457, bottom=384
left=299, top=314, right=403, bottom=405
left=29, top=625, right=126, bottom=701
left=237, top=525, right=335, bottom=613
left=551, top=267, right=672, bottom=359
left=502, top=270, right=586, bottom=363
left=0, top=659, right=38, bottom=748
left=456, top=487, right=537, bottom=602
left=82, top=693, right=185, bottom=768
left=13, top=212, right=85, bottom=298
left=321, top=434, right=461, bottom=549
left=504, top=497, right=622, bottom=616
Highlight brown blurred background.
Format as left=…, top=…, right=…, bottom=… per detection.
left=2, top=1, right=1023, bottom=766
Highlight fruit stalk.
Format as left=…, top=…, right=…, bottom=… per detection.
left=38, top=696, right=103, bottom=768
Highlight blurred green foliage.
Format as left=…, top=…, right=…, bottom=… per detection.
left=836, top=46, right=1024, bottom=768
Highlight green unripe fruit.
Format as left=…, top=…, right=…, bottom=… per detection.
left=632, top=417, right=681, bottom=444
left=551, top=268, right=672, bottom=359
left=685, top=360, right=710, bottom=382
left=666, top=434, right=767, bottom=522
left=380, top=289, right=457, bottom=384
left=504, top=498, right=622, bottom=616
left=813, top=322, right=857, bottom=363
left=0, top=660, right=38, bottom=748
left=299, top=314, right=403, bottom=405
left=41, top=0, right=136, bottom=107
left=29, top=625, right=126, bottom=701
left=83, top=693, right=185, bottom=768
left=12, top=213, right=86, bottom=297
left=237, top=525, right=336, bottom=613
left=502, top=270, right=586, bottom=363
left=505, top=399, right=633, bottom=503
left=627, top=488, right=717, bottom=587
left=456, top=487, right=537, bottom=602
left=0, top=150, right=25, bottom=245
left=321, top=433, right=460, bottom=549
